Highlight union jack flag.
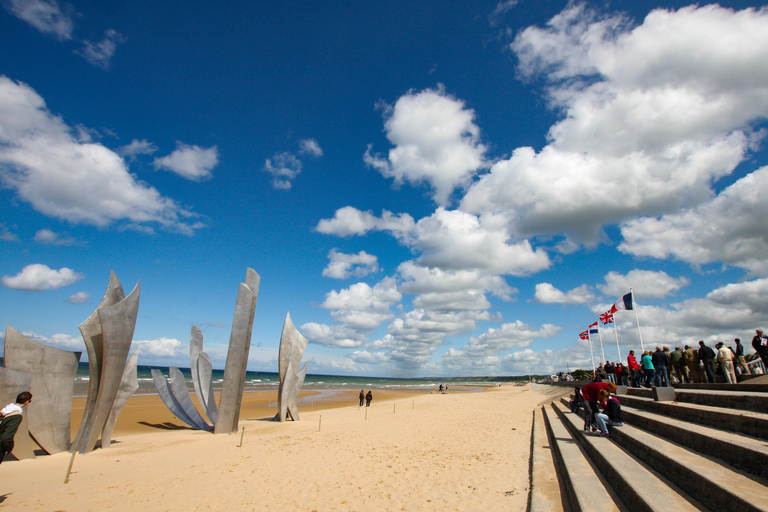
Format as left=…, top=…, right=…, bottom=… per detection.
left=599, top=311, right=614, bottom=325
left=579, top=330, right=590, bottom=340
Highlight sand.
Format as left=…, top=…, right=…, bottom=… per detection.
left=2, top=383, right=562, bottom=511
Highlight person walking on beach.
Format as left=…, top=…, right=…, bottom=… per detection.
left=365, top=390, right=372, bottom=407
left=359, top=390, right=365, bottom=407
left=0, top=391, right=32, bottom=465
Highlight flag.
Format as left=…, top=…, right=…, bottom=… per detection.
left=610, top=292, right=633, bottom=312
left=579, top=330, right=589, bottom=340
left=588, top=321, right=599, bottom=334
left=599, top=311, right=614, bottom=325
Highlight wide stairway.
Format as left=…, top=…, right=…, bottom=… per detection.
left=529, top=383, right=768, bottom=512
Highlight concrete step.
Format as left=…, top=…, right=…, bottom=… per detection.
left=618, top=394, right=768, bottom=441
left=619, top=402, right=768, bottom=480
left=528, top=408, right=565, bottom=512
left=551, top=400, right=702, bottom=512
left=540, top=404, right=621, bottom=512
left=676, top=382, right=768, bottom=393
left=623, top=386, right=768, bottom=414
left=604, top=409, right=768, bottom=512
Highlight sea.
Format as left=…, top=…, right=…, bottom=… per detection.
left=71, top=363, right=519, bottom=396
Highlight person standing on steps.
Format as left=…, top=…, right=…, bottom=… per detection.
left=752, top=329, right=768, bottom=372
left=734, top=338, right=751, bottom=376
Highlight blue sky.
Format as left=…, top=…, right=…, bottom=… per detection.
left=2, top=0, right=768, bottom=377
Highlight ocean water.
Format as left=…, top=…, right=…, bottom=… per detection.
left=72, top=363, right=517, bottom=396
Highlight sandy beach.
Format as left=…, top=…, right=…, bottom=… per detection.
left=2, top=383, right=563, bottom=511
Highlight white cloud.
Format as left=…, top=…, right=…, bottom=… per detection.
left=4, top=0, right=74, bottom=41
left=400, top=208, right=550, bottom=276
left=66, top=291, right=90, bottom=303
left=298, top=138, right=323, bottom=158
left=2, top=263, right=83, bottom=290
left=0, top=224, right=19, bottom=242
left=321, top=277, right=401, bottom=330
left=316, top=207, right=415, bottom=237
left=22, top=330, right=83, bottom=350
left=153, top=142, right=218, bottom=181
left=118, top=139, right=158, bottom=159
left=300, top=323, right=366, bottom=348
left=322, top=249, right=379, bottom=279
left=489, top=0, right=519, bottom=27
left=33, top=228, right=79, bottom=246
left=460, top=4, right=768, bottom=242
left=348, top=350, right=390, bottom=365
left=598, top=270, right=689, bottom=300
left=619, top=166, right=768, bottom=277
left=76, top=29, right=125, bottom=70
left=132, top=337, right=183, bottom=358
left=263, top=151, right=301, bottom=190
left=365, top=87, right=487, bottom=206
left=0, top=77, right=202, bottom=234
left=534, top=283, right=594, bottom=304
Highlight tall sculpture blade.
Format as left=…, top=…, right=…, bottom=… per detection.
left=151, top=369, right=203, bottom=430
left=276, top=313, right=309, bottom=421
left=101, top=348, right=140, bottom=448
left=0, top=366, right=36, bottom=461
left=215, top=268, right=260, bottom=434
left=83, top=281, right=140, bottom=453
left=71, top=271, right=125, bottom=453
left=189, top=326, right=217, bottom=424
left=3, top=326, right=81, bottom=454
left=197, top=352, right=217, bottom=424
left=168, top=367, right=211, bottom=430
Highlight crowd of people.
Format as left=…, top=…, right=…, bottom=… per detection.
left=592, top=329, right=768, bottom=387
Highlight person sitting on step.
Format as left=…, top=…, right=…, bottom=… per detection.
left=595, top=389, right=624, bottom=438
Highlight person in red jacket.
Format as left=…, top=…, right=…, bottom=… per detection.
left=627, top=350, right=641, bottom=387
left=580, top=382, right=616, bottom=432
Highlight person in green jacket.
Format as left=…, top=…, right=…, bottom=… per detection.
left=0, top=391, right=33, bottom=464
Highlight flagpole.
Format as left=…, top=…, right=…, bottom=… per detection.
left=588, top=334, right=596, bottom=376
left=597, top=325, right=606, bottom=363
left=631, top=288, right=645, bottom=352
left=613, top=316, right=622, bottom=362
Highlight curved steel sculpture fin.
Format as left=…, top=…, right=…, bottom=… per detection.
left=3, top=326, right=81, bottom=454
left=169, top=367, right=211, bottom=430
left=151, top=369, right=201, bottom=429
left=101, top=348, right=140, bottom=448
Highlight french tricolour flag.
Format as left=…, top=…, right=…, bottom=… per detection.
left=610, top=292, right=633, bottom=313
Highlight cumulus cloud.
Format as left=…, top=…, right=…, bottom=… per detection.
left=153, top=142, right=218, bottom=181
left=33, top=228, right=79, bottom=246
left=4, top=0, right=74, bottom=41
left=365, top=87, right=487, bottom=206
left=2, top=263, right=83, bottom=290
left=315, top=207, right=415, bottom=237
left=263, top=151, right=302, bottom=190
left=619, top=166, right=768, bottom=277
left=441, top=320, right=561, bottom=371
left=460, top=4, right=768, bottom=242
left=321, top=277, right=402, bottom=330
left=76, top=29, right=125, bottom=70
left=22, top=330, right=83, bottom=350
left=132, top=337, right=182, bottom=358
left=298, top=138, right=323, bottom=158
left=322, top=249, right=379, bottom=279
left=299, top=323, right=366, bottom=348
left=66, top=291, right=90, bottom=303
left=0, top=77, right=202, bottom=234
left=118, top=139, right=158, bottom=159
left=599, top=270, right=690, bottom=300
left=0, top=224, right=19, bottom=242
left=534, top=283, right=594, bottom=304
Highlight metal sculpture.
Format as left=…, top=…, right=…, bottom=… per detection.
left=70, top=273, right=141, bottom=454
left=0, top=367, right=36, bottom=460
left=215, top=268, right=260, bottom=434
left=3, top=326, right=81, bottom=454
left=276, top=312, right=309, bottom=422
left=151, top=368, right=211, bottom=430
left=189, top=326, right=217, bottom=424
left=100, top=348, right=140, bottom=448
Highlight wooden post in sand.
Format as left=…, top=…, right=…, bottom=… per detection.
left=412, top=400, right=414, bottom=410
left=318, top=415, right=322, bottom=432
left=365, top=408, right=368, bottom=421
left=64, top=450, right=77, bottom=484
left=238, top=427, right=245, bottom=447
left=393, top=403, right=396, bottom=414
